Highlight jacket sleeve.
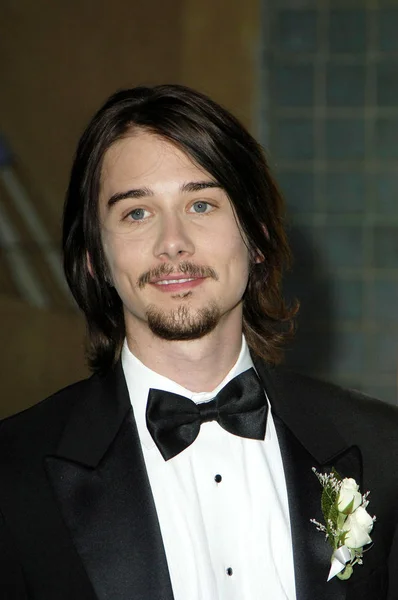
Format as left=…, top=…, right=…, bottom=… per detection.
left=0, top=510, right=28, bottom=599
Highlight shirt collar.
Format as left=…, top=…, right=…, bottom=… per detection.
left=121, top=336, right=257, bottom=450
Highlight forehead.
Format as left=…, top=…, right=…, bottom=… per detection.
left=100, top=130, right=209, bottom=190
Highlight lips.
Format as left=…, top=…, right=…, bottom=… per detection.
left=154, top=278, right=196, bottom=285
left=149, top=276, right=205, bottom=293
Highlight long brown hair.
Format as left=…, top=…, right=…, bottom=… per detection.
left=63, top=84, right=298, bottom=373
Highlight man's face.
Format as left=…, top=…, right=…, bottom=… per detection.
left=98, top=130, right=250, bottom=342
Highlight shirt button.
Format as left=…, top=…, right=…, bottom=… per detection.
left=226, top=567, right=233, bottom=576
left=214, top=474, right=222, bottom=483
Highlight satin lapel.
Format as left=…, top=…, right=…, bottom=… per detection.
left=254, top=360, right=363, bottom=600
left=45, top=363, right=174, bottom=600
left=274, top=416, right=363, bottom=600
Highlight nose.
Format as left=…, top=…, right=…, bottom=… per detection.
left=153, top=213, right=195, bottom=260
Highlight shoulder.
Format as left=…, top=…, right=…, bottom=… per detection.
left=268, top=365, right=398, bottom=442
left=253, top=353, right=398, bottom=437
left=282, top=367, right=396, bottom=414
left=0, top=375, right=96, bottom=462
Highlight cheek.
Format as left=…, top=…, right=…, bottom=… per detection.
left=223, top=236, right=250, bottom=287
left=230, top=233, right=250, bottom=266
left=102, top=234, right=135, bottom=283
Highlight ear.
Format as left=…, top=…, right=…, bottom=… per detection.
left=253, top=223, right=268, bottom=263
left=87, top=250, right=114, bottom=286
left=86, top=251, right=94, bottom=278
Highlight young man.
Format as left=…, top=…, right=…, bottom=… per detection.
left=0, top=85, right=397, bottom=600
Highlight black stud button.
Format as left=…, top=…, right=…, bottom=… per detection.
left=226, top=567, right=233, bottom=576
left=214, top=474, right=222, bottom=483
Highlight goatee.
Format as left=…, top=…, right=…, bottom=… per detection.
left=146, top=302, right=221, bottom=341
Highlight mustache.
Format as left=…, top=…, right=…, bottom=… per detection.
left=137, top=261, right=219, bottom=289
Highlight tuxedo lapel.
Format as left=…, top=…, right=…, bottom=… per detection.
left=274, top=416, right=362, bottom=600
left=45, top=363, right=174, bottom=600
left=254, top=360, right=363, bottom=600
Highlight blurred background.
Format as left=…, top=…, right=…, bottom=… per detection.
left=0, top=0, right=397, bottom=416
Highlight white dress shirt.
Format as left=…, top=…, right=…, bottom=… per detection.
left=122, top=337, right=296, bottom=599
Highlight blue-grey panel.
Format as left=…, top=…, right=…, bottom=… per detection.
left=373, top=226, right=398, bottom=268
left=274, top=119, right=314, bottom=159
left=374, top=118, right=398, bottom=159
left=326, top=64, right=366, bottom=107
left=374, top=226, right=398, bottom=266
left=376, top=60, right=398, bottom=106
left=313, top=225, right=364, bottom=270
left=329, top=10, right=367, bottom=53
left=371, top=332, right=398, bottom=374
left=331, top=277, right=364, bottom=321
left=369, top=279, right=398, bottom=324
left=277, top=10, right=318, bottom=53
left=379, top=9, right=398, bottom=51
left=325, top=119, right=365, bottom=160
left=328, top=331, right=365, bottom=376
left=273, top=63, right=314, bottom=107
left=324, top=172, right=365, bottom=213
left=278, top=171, right=315, bottom=213
left=374, top=173, right=398, bottom=213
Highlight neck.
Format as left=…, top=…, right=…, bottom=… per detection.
left=125, top=319, right=243, bottom=393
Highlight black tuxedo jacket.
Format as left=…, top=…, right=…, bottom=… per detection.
left=1, top=358, right=398, bottom=599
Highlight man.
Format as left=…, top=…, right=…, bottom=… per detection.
left=0, top=85, right=397, bottom=600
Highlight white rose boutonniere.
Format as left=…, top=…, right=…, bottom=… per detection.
left=338, top=478, right=362, bottom=514
left=311, top=468, right=376, bottom=581
left=343, top=506, right=374, bottom=548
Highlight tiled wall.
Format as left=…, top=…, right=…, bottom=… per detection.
left=261, top=0, right=398, bottom=404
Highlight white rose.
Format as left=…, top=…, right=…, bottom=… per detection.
left=343, top=506, right=374, bottom=549
left=338, top=478, right=362, bottom=514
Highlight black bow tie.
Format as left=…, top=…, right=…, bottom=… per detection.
left=146, top=368, right=268, bottom=461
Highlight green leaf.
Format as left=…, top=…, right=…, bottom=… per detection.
left=321, top=484, right=337, bottom=522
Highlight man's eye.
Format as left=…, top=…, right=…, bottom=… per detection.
left=128, top=208, right=147, bottom=220
left=191, top=201, right=210, bottom=214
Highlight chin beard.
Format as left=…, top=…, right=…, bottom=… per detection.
left=146, top=302, right=221, bottom=341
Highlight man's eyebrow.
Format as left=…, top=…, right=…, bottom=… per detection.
left=107, top=180, right=221, bottom=209
left=181, top=181, right=221, bottom=193
left=107, top=187, right=153, bottom=208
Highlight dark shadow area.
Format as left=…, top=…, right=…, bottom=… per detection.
left=283, top=224, right=334, bottom=378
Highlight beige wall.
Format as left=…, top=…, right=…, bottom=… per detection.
left=0, top=0, right=260, bottom=415
left=181, top=0, right=259, bottom=129
left=0, top=295, right=87, bottom=417
left=0, top=0, right=185, bottom=228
